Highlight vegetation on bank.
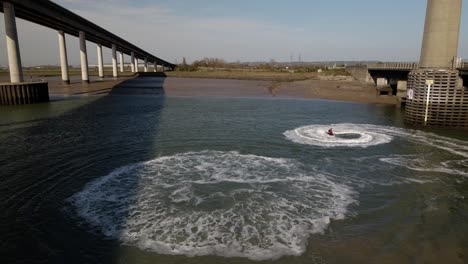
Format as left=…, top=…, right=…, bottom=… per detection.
left=171, top=57, right=351, bottom=82
left=0, top=58, right=351, bottom=82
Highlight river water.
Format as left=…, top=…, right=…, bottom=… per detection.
left=1, top=79, right=467, bottom=264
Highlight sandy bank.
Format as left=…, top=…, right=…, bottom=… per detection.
left=113, top=76, right=397, bottom=105
left=0, top=75, right=397, bottom=105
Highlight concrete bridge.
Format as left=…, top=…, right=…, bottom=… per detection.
left=367, top=60, right=468, bottom=82
left=0, top=0, right=175, bottom=105
left=347, top=59, right=467, bottom=97
left=382, top=0, right=466, bottom=128
left=346, top=0, right=467, bottom=128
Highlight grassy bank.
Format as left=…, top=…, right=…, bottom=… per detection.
left=0, top=67, right=351, bottom=82
left=166, top=68, right=350, bottom=82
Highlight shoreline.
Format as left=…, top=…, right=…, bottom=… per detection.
left=0, top=74, right=398, bottom=105
left=114, top=75, right=398, bottom=105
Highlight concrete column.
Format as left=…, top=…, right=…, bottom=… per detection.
left=119, top=51, right=124, bottom=72
left=97, top=44, right=104, bottom=78
left=3, top=2, right=23, bottom=83
left=144, top=58, right=148, bottom=72
left=58, top=31, right=69, bottom=84
left=419, top=0, right=462, bottom=69
left=79, top=31, right=89, bottom=83
left=396, top=80, right=408, bottom=98
left=130, top=52, right=135, bottom=72
left=134, top=57, right=138, bottom=72
left=377, top=78, right=388, bottom=87
left=153, top=61, right=157, bottom=72
left=112, top=44, right=118, bottom=78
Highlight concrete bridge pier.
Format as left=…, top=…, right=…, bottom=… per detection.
left=134, top=57, right=139, bottom=72
left=3, top=2, right=23, bottom=83
left=419, top=0, right=462, bottom=69
left=97, top=44, right=104, bottom=78
left=119, top=51, right=124, bottom=72
left=153, top=61, right=157, bottom=72
left=130, top=52, right=135, bottom=72
left=144, top=58, right=148, bottom=72
left=79, top=31, right=89, bottom=83
left=58, top=31, right=69, bottom=84
left=0, top=2, right=49, bottom=106
left=375, top=77, right=393, bottom=96
left=396, top=80, right=407, bottom=98
left=112, top=44, right=118, bottom=78
left=376, top=78, right=388, bottom=87
left=405, top=0, right=467, bottom=128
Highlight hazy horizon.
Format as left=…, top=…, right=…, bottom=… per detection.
left=0, top=0, right=466, bottom=67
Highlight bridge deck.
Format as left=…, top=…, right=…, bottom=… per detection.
left=368, top=61, right=467, bottom=71
left=0, top=0, right=174, bottom=67
left=367, top=62, right=419, bottom=71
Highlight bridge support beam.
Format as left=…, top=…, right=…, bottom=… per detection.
left=58, top=31, right=69, bottom=84
left=119, top=51, right=124, bottom=72
left=97, top=44, right=104, bottom=78
left=130, top=52, right=135, bottom=72
left=3, top=2, right=23, bottom=83
left=153, top=61, right=157, bottom=72
left=112, top=44, right=118, bottom=78
left=144, top=58, right=148, bottom=72
left=79, top=31, right=89, bottom=83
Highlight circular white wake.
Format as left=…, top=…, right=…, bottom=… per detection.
left=68, top=151, right=355, bottom=260
left=284, top=124, right=393, bottom=148
left=285, top=123, right=468, bottom=178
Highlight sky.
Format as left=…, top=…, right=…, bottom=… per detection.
left=0, top=0, right=467, bottom=66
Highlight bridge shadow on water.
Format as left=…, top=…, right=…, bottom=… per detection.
left=111, top=72, right=168, bottom=96
left=0, top=74, right=172, bottom=264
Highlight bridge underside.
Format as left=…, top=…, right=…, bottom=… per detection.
left=356, top=68, right=467, bottom=96
left=368, top=69, right=412, bottom=95
left=461, top=71, right=468, bottom=87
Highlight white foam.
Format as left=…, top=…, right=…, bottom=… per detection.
left=68, top=151, right=355, bottom=260
left=285, top=123, right=468, bottom=178
left=381, top=155, right=468, bottom=177
left=284, top=124, right=393, bottom=148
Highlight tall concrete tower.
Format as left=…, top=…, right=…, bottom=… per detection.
left=419, top=0, right=462, bottom=69
left=405, top=0, right=467, bottom=129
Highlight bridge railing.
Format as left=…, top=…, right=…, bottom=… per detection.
left=367, top=62, right=419, bottom=70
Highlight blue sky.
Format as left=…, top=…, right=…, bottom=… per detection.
left=0, top=0, right=466, bottom=66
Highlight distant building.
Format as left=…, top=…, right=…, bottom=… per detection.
left=327, top=63, right=347, bottom=70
